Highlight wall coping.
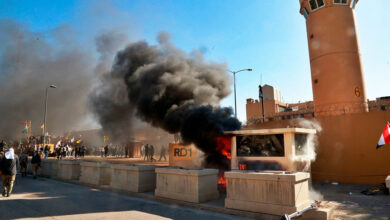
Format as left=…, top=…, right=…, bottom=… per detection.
left=224, top=128, right=316, bottom=135
left=225, top=171, right=310, bottom=182
left=156, top=167, right=218, bottom=176
left=110, top=164, right=156, bottom=171
left=80, top=161, right=111, bottom=168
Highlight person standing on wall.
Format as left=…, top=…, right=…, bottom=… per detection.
left=149, top=145, right=156, bottom=162
left=104, top=145, right=108, bottom=157
left=81, top=145, right=86, bottom=157
left=158, top=145, right=167, bottom=162
left=0, top=147, right=19, bottom=197
left=143, top=144, right=149, bottom=161
left=44, top=145, right=50, bottom=158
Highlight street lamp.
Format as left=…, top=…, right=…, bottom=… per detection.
left=43, top=84, right=57, bottom=146
left=228, top=69, right=253, bottom=118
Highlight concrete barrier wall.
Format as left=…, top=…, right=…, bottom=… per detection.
left=225, top=171, right=311, bottom=215
left=41, top=159, right=59, bottom=178
left=79, top=162, right=111, bottom=186
left=110, top=164, right=156, bottom=192
left=155, top=167, right=219, bottom=203
left=57, top=160, right=81, bottom=181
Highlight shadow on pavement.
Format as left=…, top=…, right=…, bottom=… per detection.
left=0, top=176, right=245, bottom=220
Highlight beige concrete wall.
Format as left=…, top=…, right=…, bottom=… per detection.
left=57, top=160, right=81, bottom=181
left=225, top=171, right=311, bottom=215
left=79, top=162, right=111, bottom=186
left=110, top=164, right=156, bottom=192
left=155, top=167, right=219, bottom=203
left=244, top=110, right=390, bottom=184
left=41, top=159, right=59, bottom=178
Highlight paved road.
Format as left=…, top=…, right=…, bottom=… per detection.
left=0, top=176, right=249, bottom=220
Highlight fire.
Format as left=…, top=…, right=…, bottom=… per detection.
left=215, top=136, right=231, bottom=160
left=217, top=170, right=227, bottom=193
left=218, top=175, right=226, bottom=185
left=215, top=136, right=231, bottom=193
left=239, top=163, right=247, bottom=170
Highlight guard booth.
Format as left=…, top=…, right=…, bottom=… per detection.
left=224, top=128, right=317, bottom=172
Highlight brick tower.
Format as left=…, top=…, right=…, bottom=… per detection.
left=299, top=0, right=368, bottom=116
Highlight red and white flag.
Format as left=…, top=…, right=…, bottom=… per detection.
left=377, top=122, right=390, bottom=149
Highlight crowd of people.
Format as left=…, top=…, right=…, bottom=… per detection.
left=141, top=144, right=167, bottom=162
left=54, top=141, right=87, bottom=160
left=98, top=144, right=167, bottom=162
left=0, top=138, right=169, bottom=198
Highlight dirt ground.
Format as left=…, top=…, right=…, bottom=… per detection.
left=312, top=182, right=390, bottom=220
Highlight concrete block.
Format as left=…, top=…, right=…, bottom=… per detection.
left=57, top=160, right=81, bottom=181
left=110, top=164, right=156, bottom=192
left=386, top=175, right=390, bottom=190
left=299, top=208, right=330, bottom=220
left=155, top=167, right=219, bottom=203
left=79, top=162, right=111, bottom=186
left=41, top=159, right=59, bottom=178
left=225, top=171, right=312, bottom=216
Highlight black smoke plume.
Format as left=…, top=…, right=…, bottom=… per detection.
left=92, top=32, right=241, bottom=168
left=0, top=20, right=95, bottom=139
left=89, top=30, right=133, bottom=143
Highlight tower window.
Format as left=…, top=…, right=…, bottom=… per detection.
left=302, top=8, right=309, bottom=19
left=334, top=0, right=348, bottom=5
left=309, top=0, right=325, bottom=11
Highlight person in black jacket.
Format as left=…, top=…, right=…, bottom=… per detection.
left=31, top=151, right=41, bottom=179
left=0, top=147, right=19, bottom=197
left=104, top=145, right=108, bottom=157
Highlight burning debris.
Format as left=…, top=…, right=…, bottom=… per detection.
left=90, top=32, right=241, bottom=169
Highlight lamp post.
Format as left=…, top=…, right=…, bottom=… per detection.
left=228, top=69, right=253, bottom=118
left=43, top=85, right=57, bottom=146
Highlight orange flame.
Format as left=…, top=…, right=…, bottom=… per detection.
left=218, top=176, right=226, bottom=185
left=215, top=136, right=231, bottom=160
left=239, top=163, right=247, bottom=170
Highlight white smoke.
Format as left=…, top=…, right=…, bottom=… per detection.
left=295, top=119, right=324, bottom=201
left=294, top=119, right=322, bottom=162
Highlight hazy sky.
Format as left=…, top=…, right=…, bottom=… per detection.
left=1, top=0, right=389, bottom=123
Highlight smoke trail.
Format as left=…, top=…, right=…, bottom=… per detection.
left=89, top=30, right=133, bottom=143
left=91, top=32, right=241, bottom=167
left=0, top=20, right=95, bottom=139
left=292, top=119, right=322, bottom=162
